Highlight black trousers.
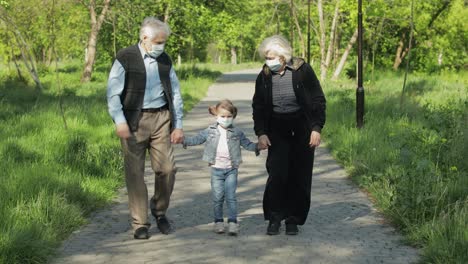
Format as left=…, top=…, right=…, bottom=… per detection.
left=263, top=112, right=315, bottom=225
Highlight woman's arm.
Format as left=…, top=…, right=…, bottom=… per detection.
left=252, top=72, right=267, bottom=136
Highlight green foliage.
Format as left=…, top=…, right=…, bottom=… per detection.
left=323, top=71, right=468, bottom=263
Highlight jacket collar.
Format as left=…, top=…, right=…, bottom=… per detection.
left=209, top=123, right=235, bottom=132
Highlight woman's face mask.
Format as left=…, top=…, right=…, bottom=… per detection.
left=265, top=57, right=282, bottom=72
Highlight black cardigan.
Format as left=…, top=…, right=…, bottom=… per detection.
left=252, top=57, right=326, bottom=136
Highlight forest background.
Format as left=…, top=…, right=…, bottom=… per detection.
left=0, top=0, right=466, bottom=263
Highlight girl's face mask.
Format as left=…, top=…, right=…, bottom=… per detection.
left=217, top=116, right=233, bottom=128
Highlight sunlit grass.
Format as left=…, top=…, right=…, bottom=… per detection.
left=323, top=70, right=467, bottom=263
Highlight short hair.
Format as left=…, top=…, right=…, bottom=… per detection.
left=258, top=35, right=293, bottom=63
left=208, top=99, right=238, bottom=118
left=139, top=17, right=171, bottom=40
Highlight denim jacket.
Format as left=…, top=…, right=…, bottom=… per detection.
left=183, top=123, right=259, bottom=167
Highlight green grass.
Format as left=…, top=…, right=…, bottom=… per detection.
left=0, top=61, right=256, bottom=264
left=322, top=70, right=467, bottom=263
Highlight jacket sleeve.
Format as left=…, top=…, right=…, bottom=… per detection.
left=183, top=128, right=208, bottom=148
left=252, top=72, right=266, bottom=136
left=303, top=63, right=326, bottom=133
left=239, top=130, right=260, bottom=156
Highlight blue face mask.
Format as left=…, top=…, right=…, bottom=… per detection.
left=217, top=116, right=233, bottom=128
left=148, top=43, right=165, bottom=58
left=265, top=58, right=283, bottom=72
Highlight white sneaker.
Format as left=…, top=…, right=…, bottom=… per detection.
left=228, top=222, right=238, bottom=236
left=214, top=222, right=225, bottom=234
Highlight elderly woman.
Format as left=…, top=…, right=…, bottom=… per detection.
left=252, top=35, right=326, bottom=235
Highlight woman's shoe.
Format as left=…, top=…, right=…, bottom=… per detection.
left=267, top=221, right=281, bottom=235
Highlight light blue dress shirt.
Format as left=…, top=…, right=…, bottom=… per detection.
left=106, top=43, right=183, bottom=129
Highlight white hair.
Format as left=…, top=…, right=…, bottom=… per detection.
left=139, top=17, right=171, bottom=40
left=258, top=35, right=293, bottom=62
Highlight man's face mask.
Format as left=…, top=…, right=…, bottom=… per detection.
left=148, top=43, right=165, bottom=58
left=265, top=57, right=282, bottom=72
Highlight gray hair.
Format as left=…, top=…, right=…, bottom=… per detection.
left=139, top=17, right=171, bottom=40
left=258, top=35, right=293, bottom=62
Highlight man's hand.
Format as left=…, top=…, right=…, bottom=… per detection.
left=258, top=135, right=271, bottom=150
left=116, top=123, right=131, bottom=139
left=309, top=131, right=321, bottom=148
left=171, top=128, right=184, bottom=144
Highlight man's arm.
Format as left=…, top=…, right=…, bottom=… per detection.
left=169, top=67, right=184, bottom=143
left=169, top=67, right=183, bottom=129
left=106, top=60, right=131, bottom=139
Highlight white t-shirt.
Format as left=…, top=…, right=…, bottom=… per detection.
left=212, top=126, right=232, bottom=169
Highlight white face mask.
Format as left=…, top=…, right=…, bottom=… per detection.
left=265, top=58, right=282, bottom=72
left=147, top=43, right=165, bottom=58
left=217, top=116, right=233, bottom=128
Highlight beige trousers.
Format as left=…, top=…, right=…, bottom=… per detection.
left=120, top=110, right=176, bottom=230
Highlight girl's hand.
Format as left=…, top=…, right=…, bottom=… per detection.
left=309, top=131, right=321, bottom=148
left=258, top=135, right=271, bottom=150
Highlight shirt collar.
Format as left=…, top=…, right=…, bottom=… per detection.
left=138, top=42, right=149, bottom=59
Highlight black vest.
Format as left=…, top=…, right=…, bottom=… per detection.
left=116, top=44, right=175, bottom=132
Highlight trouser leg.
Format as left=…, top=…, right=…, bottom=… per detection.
left=148, top=110, right=177, bottom=217
left=121, top=132, right=150, bottom=230
left=211, top=167, right=225, bottom=222
left=225, top=168, right=238, bottom=223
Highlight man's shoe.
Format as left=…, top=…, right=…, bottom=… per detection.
left=285, top=223, right=298, bottom=235
left=156, top=215, right=172, bottom=235
left=214, top=222, right=225, bottom=234
left=266, top=221, right=281, bottom=235
left=227, top=222, right=238, bottom=236
left=133, top=227, right=149, bottom=239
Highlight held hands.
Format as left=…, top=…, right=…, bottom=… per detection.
left=309, top=131, right=321, bottom=148
left=258, top=135, right=271, bottom=150
left=171, top=128, right=184, bottom=144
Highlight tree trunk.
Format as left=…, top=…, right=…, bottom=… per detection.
left=317, top=0, right=327, bottom=81
left=81, top=0, right=111, bottom=83
left=230, top=47, right=237, bottom=65
left=164, top=2, right=171, bottom=23
left=13, top=31, right=43, bottom=90
left=290, top=1, right=306, bottom=58
left=393, top=33, right=408, bottom=70
left=325, top=0, right=340, bottom=70
left=0, top=12, right=43, bottom=89
left=332, top=29, right=358, bottom=80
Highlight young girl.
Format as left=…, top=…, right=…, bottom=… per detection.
left=183, top=99, right=259, bottom=236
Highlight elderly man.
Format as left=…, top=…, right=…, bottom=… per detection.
left=107, top=17, right=184, bottom=239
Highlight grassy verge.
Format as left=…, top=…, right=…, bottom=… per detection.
left=0, top=61, right=255, bottom=264
left=322, top=70, right=467, bottom=263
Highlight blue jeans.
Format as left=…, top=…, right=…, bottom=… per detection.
left=210, top=167, right=238, bottom=223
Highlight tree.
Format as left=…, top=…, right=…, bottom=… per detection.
left=80, top=0, right=111, bottom=83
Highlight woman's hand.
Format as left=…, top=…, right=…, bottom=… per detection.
left=309, top=131, right=321, bottom=148
left=258, top=135, right=271, bottom=150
